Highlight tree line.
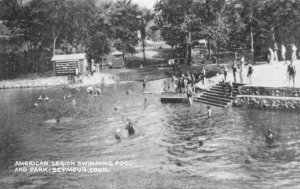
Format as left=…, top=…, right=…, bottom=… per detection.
left=1, top=0, right=300, bottom=79
left=155, top=0, right=300, bottom=63
left=0, top=0, right=152, bottom=79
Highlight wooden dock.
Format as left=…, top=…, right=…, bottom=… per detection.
left=160, top=92, right=188, bottom=103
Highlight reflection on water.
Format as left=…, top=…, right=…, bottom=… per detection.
left=0, top=81, right=300, bottom=188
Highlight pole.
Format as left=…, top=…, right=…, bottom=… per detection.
left=250, top=0, right=254, bottom=64
left=251, top=27, right=254, bottom=64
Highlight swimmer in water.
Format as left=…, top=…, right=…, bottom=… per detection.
left=56, top=116, right=60, bottom=124
left=198, top=137, right=206, bottom=147
left=126, top=122, right=135, bottom=136
left=115, top=129, right=121, bottom=140
left=123, top=117, right=135, bottom=136
left=38, top=95, right=43, bottom=101
left=96, top=87, right=101, bottom=95
left=67, top=92, right=72, bottom=98
left=207, top=106, right=211, bottom=118
left=87, top=86, right=93, bottom=94
left=265, top=129, right=274, bottom=145
left=44, top=95, right=49, bottom=101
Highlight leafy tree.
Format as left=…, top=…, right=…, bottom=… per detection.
left=155, top=0, right=230, bottom=62
left=107, top=0, right=140, bottom=67
left=138, top=8, right=154, bottom=63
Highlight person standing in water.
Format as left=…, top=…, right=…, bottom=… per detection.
left=143, top=76, right=147, bottom=91
left=186, top=85, right=193, bottom=105
left=207, top=106, right=211, bottom=118
left=265, top=129, right=274, bottom=145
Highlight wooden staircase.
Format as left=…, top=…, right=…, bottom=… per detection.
left=194, top=82, right=244, bottom=107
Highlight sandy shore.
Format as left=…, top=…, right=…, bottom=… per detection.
left=0, top=72, right=115, bottom=89
left=195, top=60, right=300, bottom=90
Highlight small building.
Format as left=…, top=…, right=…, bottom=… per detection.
left=108, top=51, right=124, bottom=68
left=51, top=53, right=88, bottom=75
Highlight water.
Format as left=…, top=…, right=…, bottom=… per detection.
left=0, top=80, right=300, bottom=188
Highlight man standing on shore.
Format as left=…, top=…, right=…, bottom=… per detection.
left=232, top=61, right=237, bottom=83
left=247, top=63, right=254, bottom=85
left=274, top=43, right=279, bottom=62
left=292, top=44, right=297, bottom=63
left=281, top=44, right=286, bottom=62
left=287, top=62, right=296, bottom=87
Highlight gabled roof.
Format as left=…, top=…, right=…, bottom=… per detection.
left=112, top=51, right=123, bottom=56
left=51, top=53, right=87, bottom=61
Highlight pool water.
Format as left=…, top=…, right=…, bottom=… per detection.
left=0, top=80, right=299, bottom=188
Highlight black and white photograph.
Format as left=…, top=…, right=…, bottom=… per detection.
left=1, top=0, right=300, bottom=188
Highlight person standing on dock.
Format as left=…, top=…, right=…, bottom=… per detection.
left=173, top=75, right=178, bottom=92
left=186, top=85, right=193, bottom=105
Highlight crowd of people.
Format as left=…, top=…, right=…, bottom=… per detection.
left=222, top=55, right=254, bottom=85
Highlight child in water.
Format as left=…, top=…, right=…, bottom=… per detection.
left=125, top=121, right=135, bottom=136
left=207, top=106, right=211, bottom=118
left=265, top=129, right=274, bottom=145
left=123, top=117, right=135, bottom=136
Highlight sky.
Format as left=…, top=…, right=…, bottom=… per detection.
left=131, top=0, right=157, bottom=9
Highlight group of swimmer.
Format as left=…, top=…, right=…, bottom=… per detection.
left=87, top=85, right=102, bottom=96
left=34, top=94, right=50, bottom=106
left=114, top=116, right=136, bottom=140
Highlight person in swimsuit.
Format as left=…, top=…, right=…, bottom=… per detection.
left=143, top=76, right=147, bottom=91
left=232, top=61, right=237, bottom=83
left=287, top=63, right=296, bottom=87
left=186, top=85, right=193, bottom=105
left=228, top=81, right=233, bottom=97
left=247, top=63, right=254, bottom=85
left=207, top=106, right=211, bottom=118
left=223, top=66, right=228, bottom=82
left=265, top=129, right=274, bottom=145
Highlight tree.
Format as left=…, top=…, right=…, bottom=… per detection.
left=155, top=0, right=230, bottom=63
left=107, top=0, right=140, bottom=67
left=138, top=8, right=154, bottom=63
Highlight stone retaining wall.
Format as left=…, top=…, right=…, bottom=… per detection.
left=233, top=95, right=300, bottom=111
left=239, top=86, right=300, bottom=97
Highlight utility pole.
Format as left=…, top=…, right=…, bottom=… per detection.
left=250, top=0, right=254, bottom=64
